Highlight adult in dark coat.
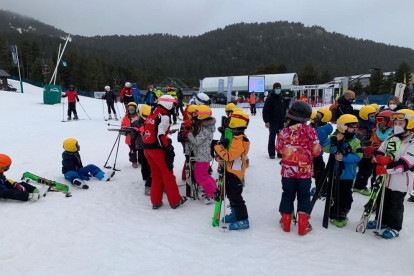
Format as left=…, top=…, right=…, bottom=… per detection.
left=262, top=82, right=285, bottom=159
left=336, top=90, right=356, bottom=119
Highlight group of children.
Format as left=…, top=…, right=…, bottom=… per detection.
left=276, top=99, right=414, bottom=239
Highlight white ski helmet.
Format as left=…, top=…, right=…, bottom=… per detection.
left=158, top=95, right=176, bottom=110
left=125, top=82, right=131, bottom=88
left=195, top=92, right=211, bottom=106
left=104, top=85, right=110, bottom=91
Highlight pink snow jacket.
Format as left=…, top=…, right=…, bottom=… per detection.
left=276, top=123, right=321, bottom=178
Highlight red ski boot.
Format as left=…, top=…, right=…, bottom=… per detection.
left=298, top=212, right=312, bottom=235
left=280, top=213, right=291, bottom=232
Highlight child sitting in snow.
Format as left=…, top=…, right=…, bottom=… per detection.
left=277, top=101, right=321, bottom=235
left=183, top=105, right=217, bottom=204
left=62, top=138, right=105, bottom=189
left=0, top=154, right=48, bottom=201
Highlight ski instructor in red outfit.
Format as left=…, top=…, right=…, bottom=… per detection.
left=143, top=95, right=187, bottom=210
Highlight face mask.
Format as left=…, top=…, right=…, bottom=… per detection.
left=389, top=104, right=397, bottom=110
left=393, top=125, right=404, bottom=135
left=368, top=117, right=376, bottom=124
left=128, top=109, right=136, bottom=115
left=274, top=89, right=281, bottom=95
left=313, top=117, right=321, bottom=124
left=149, top=89, right=153, bottom=92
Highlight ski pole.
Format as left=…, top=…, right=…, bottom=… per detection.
left=107, top=123, right=122, bottom=127
left=78, top=102, right=91, bottom=120
left=62, top=97, right=65, bottom=122
left=116, top=102, right=121, bottom=116
left=102, top=99, right=107, bottom=121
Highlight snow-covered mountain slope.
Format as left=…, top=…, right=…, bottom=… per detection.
left=0, top=80, right=413, bottom=276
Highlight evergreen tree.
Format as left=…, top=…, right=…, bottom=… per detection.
left=380, top=73, right=394, bottom=95
left=277, top=63, right=288, bottom=73
left=368, top=69, right=384, bottom=95
left=350, top=78, right=364, bottom=95
left=299, top=60, right=319, bottom=85
left=394, top=61, right=412, bottom=96
left=318, top=70, right=332, bottom=84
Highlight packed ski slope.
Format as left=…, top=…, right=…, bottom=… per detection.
left=1, top=80, right=413, bottom=276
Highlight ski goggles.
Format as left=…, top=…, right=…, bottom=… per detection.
left=0, top=165, right=10, bottom=172
left=194, top=111, right=212, bottom=116
left=229, top=113, right=249, bottom=123
left=346, top=126, right=358, bottom=133
left=390, top=113, right=414, bottom=121
left=128, top=107, right=137, bottom=112
left=376, top=117, right=386, bottom=124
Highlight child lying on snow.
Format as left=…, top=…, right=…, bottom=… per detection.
left=62, top=138, right=105, bottom=189
left=0, top=154, right=48, bottom=201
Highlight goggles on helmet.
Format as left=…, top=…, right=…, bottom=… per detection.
left=390, top=113, right=414, bottom=121
left=0, top=165, right=10, bottom=172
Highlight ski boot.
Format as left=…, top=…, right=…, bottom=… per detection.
left=366, top=220, right=387, bottom=230
left=382, top=228, right=399, bottom=239
left=330, top=219, right=347, bottom=228
left=222, top=208, right=237, bottom=223
left=152, top=202, right=163, bottom=209
left=202, top=194, right=215, bottom=205
left=73, top=114, right=79, bottom=120
left=229, top=219, right=250, bottom=230
left=67, top=116, right=71, bottom=120
left=114, top=114, right=118, bottom=121
left=108, top=114, right=112, bottom=120
left=132, top=162, right=139, bottom=168
left=171, top=196, right=187, bottom=209
left=145, top=186, right=151, bottom=196
left=353, top=188, right=371, bottom=196
left=298, top=212, right=312, bottom=235
left=280, top=213, right=292, bottom=232
left=28, top=186, right=49, bottom=201
left=408, top=191, right=414, bottom=202
left=73, top=178, right=89, bottom=189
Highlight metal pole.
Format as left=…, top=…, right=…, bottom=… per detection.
left=53, top=44, right=62, bottom=85
left=15, top=46, right=24, bottom=93
left=50, top=35, right=70, bottom=85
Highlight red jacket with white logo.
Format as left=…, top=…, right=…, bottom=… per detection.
left=143, top=106, right=172, bottom=151
left=62, top=90, right=79, bottom=103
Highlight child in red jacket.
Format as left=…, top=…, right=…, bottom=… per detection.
left=61, top=84, right=80, bottom=120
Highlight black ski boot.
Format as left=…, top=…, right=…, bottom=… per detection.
left=171, top=196, right=187, bottom=209
left=152, top=202, right=163, bottom=209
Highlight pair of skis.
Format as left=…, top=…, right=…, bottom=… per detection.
left=185, top=147, right=200, bottom=200
left=21, top=172, right=72, bottom=197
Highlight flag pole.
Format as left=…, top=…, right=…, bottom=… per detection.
left=15, top=46, right=24, bottom=93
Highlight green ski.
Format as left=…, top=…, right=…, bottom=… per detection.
left=212, top=128, right=233, bottom=227
left=21, top=172, right=72, bottom=197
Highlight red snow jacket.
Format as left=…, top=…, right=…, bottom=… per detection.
left=62, top=90, right=79, bottom=103
left=143, top=106, right=172, bottom=151
left=120, top=87, right=134, bottom=103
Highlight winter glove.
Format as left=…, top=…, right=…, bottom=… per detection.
left=364, top=145, right=376, bottom=157
left=329, top=145, right=338, bottom=154
left=218, top=138, right=230, bottom=148
left=14, top=182, right=26, bottom=192
left=165, top=150, right=175, bottom=171
left=217, top=126, right=224, bottom=134
left=376, top=164, right=387, bottom=175
left=184, top=119, right=193, bottom=130
left=77, top=98, right=80, bottom=102
left=120, top=98, right=124, bottom=103
left=376, top=156, right=393, bottom=166
left=330, top=136, right=338, bottom=145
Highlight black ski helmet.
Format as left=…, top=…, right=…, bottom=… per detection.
left=286, top=101, right=312, bottom=122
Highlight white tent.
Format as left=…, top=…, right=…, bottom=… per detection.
left=201, top=73, right=298, bottom=93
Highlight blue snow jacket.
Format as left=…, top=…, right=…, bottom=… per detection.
left=62, top=151, right=83, bottom=174
left=145, top=91, right=157, bottom=105
left=132, top=83, right=141, bottom=104
left=315, top=123, right=333, bottom=156
left=323, top=134, right=362, bottom=180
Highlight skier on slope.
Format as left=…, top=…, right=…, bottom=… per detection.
left=277, top=101, right=321, bottom=235
left=132, top=83, right=141, bottom=104
left=366, top=109, right=414, bottom=239
left=214, top=110, right=250, bottom=230
left=353, top=105, right=377, bottom=196
left=309, top=108, right=333, bottom=198
left=144, top=85, right=157, bottom=106
left=102, top=85, right=118, bottom=120
left=121, top=102, right=141, bottom=169
left=183, top=105, right=217, bottom=204
left=61, top=84, right=79, bottom=120
left=119, top=82, right=134, bottom=107
left=323, top=115, right=362, bottom=228
left=0, top=154, right=49, bottom=201
left=61, top=138, right=105, bottom=189
left=143, top=95, right=187, bottom=209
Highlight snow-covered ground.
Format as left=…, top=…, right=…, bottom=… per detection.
left=1, top=80, right=413, bottom=276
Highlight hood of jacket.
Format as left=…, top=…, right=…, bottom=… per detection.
left=132, top=83, right=137, bottom=88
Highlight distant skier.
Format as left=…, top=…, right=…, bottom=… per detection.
left=102, top=85, right=117, bottom=120
left=176, top=88, right=185, bottom=117
left=144, top=85, right=157, bottom=106
left=0, top=154, right=49, bottom=201
left=120, top=82, right=134, bottom=107
left=132, top=83, right=141, bottom=104
left=62, top=138, right=105, bottom=189
left=61, top=84, right=79, bottom=120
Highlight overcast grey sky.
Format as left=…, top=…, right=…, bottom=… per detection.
left=2, top=0, right=413, bottom=49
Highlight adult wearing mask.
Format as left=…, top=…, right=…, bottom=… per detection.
left=336, top=90, right=355, bottom=118
left=145, top=85, right=157, bottom=106
left=263, top=82, right=285, bottom=159
left=120, top=82, right=134, bottom=107
left=385, top=96, right=406, bottom=112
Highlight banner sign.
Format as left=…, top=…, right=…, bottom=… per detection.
left=324, top=88, right=333, bottom=102
left=248, top=75, right=265, bottom=92
left=395, top=83, right=406, bottom=103
left=94, top=92, right=105, bottom=99
left=218, top=79, right=224, bottom=93
left=227, top=77, right=234, bottom=103
left=9, top=45, right=18, bottom=67
left=199, top=79, right=204, bottom=93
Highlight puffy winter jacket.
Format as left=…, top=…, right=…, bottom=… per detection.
left=102, top=90, right=117, bottom=104
left=214, top=133, right=250, bottom=181
left=378, top=134, right=414, bottom=193
left=132, top=83, right=141, bottom=104
left=120, top=87, right=134, bottom=104
left=121, top=114, right=139, bottom=146
left=262, top=93, right=285, bottom=123
left=187, top=117, right=216, bottom=162
left=62, top=151, right=83, bottom=174
left=323, top=134, right=362, bottom=180
left=276, top=123, right=321, bottom=178
left=143, top=106, right=172, bottom=150
left=336, top=96, right=354, bottom=118
left=145, top=91, right=157, bottom=105
left=62, top=90, right=79, bottom=103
